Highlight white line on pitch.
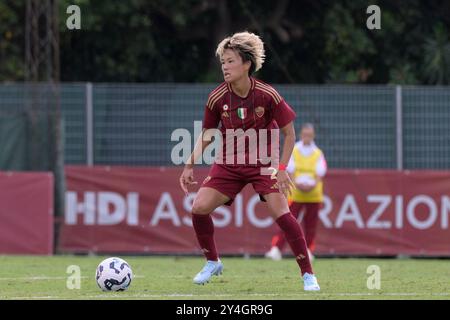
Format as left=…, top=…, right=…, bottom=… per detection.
left=4, top=292, right=450, bottom=300
left=0, top=275, right=145, bottom=281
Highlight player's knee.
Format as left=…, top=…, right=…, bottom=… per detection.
left=191, top=202, right=211, bottom=215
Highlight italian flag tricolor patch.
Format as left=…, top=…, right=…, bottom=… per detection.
left=237, top=108, right=247, bottom=119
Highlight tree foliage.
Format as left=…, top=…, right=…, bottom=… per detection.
left=1, top=0, right=449, bottom=84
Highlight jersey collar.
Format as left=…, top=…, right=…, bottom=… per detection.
left=227, top=77, right=255, bottom=99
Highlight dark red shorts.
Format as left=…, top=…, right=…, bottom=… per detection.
left=202, top=163, right=281, bottom=206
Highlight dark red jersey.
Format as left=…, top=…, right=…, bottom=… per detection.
left=202, top=77, right=296, bottom=166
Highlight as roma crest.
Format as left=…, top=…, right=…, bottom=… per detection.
left=255, top=106, right=265, bottom=118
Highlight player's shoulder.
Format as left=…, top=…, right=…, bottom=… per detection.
left=206, top=82, right=229, bottom=110
left=254, top=78, right=283, bottom=104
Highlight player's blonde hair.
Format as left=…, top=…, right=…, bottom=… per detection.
left=216, top=31, right=265, bottom=75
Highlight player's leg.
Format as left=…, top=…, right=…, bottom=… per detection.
left=265, top=201, right=303, bottom=260
left=264, top=234, right=283, bottom=260
left=263, top=193, right=320, bottom=290
left=302, top=203, right=321, bottom=260
left=191, top=164, right=246, bottom=285
left=191, top=187, right=229, bottom=285
left=263, top=193, right=312, bottom=272
left=192, top=186, right=230, bottom=261
left=291, top=202, right=305, bottom=219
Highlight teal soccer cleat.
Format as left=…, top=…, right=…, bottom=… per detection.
left=303, top=272, right=320, bottom=291
left=193, top=260, right=224, bottom=285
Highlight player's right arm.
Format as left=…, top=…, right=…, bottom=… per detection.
left=179, top=91, right=222, bottom=194
left=179, top=133, right=214, bottom=194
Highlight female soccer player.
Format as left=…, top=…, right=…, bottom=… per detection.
left=179, top=31, right=320, bottom=291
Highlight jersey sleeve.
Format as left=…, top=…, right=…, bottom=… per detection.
left=202, top=103, right=221, bottom=129
left=273, top=99, right=296, bottom=128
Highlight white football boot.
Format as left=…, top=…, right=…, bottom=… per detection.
left=193, top=260, right=223, bottom=285
left=264, top=246, right=282, bottom=261
left=303, top=272, right=320, bottom=291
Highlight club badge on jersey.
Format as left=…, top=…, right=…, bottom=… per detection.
left=255, top=106, right=264, bottom=118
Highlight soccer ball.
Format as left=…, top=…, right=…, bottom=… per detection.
left=295, top=174, right=316, bottom=187
left=95, top=257, right=133, bottom=291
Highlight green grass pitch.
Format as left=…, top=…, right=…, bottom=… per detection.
left=0, top=255, right=448, bottom=300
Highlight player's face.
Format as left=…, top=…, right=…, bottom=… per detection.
left=301, top=127, right=315, bottom=145
left=221, top=49, right=250, bottom=83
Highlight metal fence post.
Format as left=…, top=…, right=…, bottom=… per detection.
left=396, top=85, right=403, bottom=170
left=86, top=82, right=94, bottom=166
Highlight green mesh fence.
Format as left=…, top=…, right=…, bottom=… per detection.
left=403, top=86, right=450, bottom=169
left=0, top=83, right=448, bottom=170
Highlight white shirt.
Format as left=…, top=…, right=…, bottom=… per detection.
left=286, top=141, right=327, bottom=177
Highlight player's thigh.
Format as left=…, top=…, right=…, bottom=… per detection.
left=263, top=192, right=290, bottom=219
left=191, top=187, right=230, bottom=215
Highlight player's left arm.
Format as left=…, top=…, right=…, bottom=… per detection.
left=279, top=122, right=296, bottom=172
left=277, top=122, right=296, bottom=197
left=271, top=94, right=297, bottom=197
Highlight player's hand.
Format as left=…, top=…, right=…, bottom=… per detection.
left=179, top=167, right=198, bottom=195
left=277, top=170, right=295, bottom=198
